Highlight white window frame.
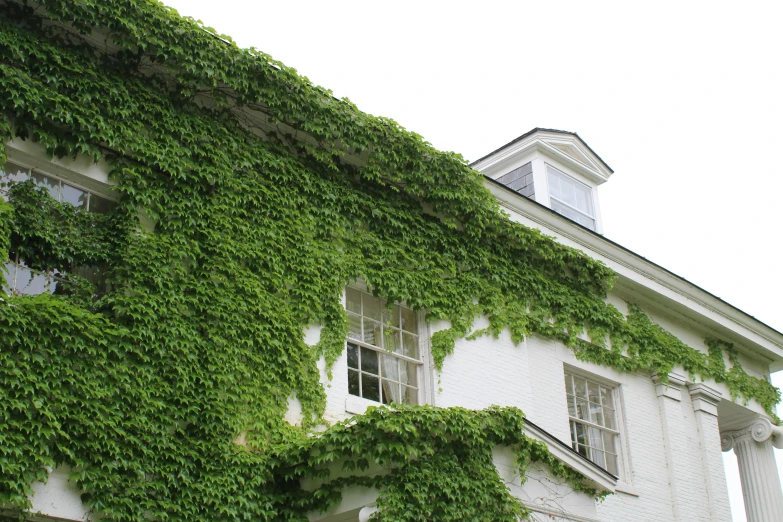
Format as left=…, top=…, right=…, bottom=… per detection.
left=1, top=161, right=116, bottom=211
left=563, top=366, right=634, bottom=488
left=344, top=282, right=432, bottom=408
left=3, top=139, right=117, bottom=202
left=545, top=164, right=597, bottom=230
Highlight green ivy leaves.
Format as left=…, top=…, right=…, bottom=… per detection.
left=0, top=1, right=778, bottom=521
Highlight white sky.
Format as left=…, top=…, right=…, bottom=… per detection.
left=162, top=1, right=783, bottom=519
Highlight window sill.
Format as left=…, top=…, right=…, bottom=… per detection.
left=345, top=395, right=383, bottom=415
left=615, top=481, right=639, bottom=497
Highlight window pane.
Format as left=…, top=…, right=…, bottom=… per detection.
left=562, top=181, right=577, bottom=208
left=17, top=268, right=48, bottom=295
left=3, top=262, right=15, bottom=294
left=363, top=318, right=380, bottom=346
left=388, top=304, right=401, bottom=328
left=385, top=327, right=402, bottom=354
left=381, top=354, right=399, bottom=382
left=588, top=382, right=600, bottom=405
left=574, top=377, right=587, bottom=400
left=60, top=183, right=88, bottom=208
left=587, top=426, right=604, bottom=450
left=603, top=431, right=616, bottom=455
left=605, top=453, right=619, bottom=475
left=346, top=287, right=361, bottom=314
left=564, top=373, right=574, bottom=395
left=575, top=398, right=589, bottom=421
left=548, top=171, right=562, bottom=200
left=14, top=265, right=31, bottom=294
left=363, top=294, right=381, bottom=321
left=360, top=347, right=378, bottom=375
left=347, top=343, right=359, bottom=369
left=550, top=200, right=596, bottom=230
left=381, top=380, right=401, bottom=404
left=1, top=162, right=29, bottom=181
left=600, top=387, right=614, bottom=409
left=348, top=369, right=360, bottom=396
left=603, top=407, right=616, bottom=430
left=1, top=163, right=30, bottom=200
left=88, top=194, right=114, bottom=214
left=361, top=374, right=380, bottom=402
left=347, top=312, right=362, bottom=340
left=574, top=422, right=587, bottom=446
left=592, top=406, right=604, bottom=427
left=400, top=306, right=416, bottom=333
left=591, top=449, right=607, bottom=469
left=403, top=361, right=418, bottom=388
left=402, top=332, right=418, bottom=359
left=576, top=443, right=589, bottom=459
left=575, top=188, right=591, bottom=215
left=567, top=395, right=577, bottom=418
left=31, top=172, right=60, bottom=200
left=548, top=167, right=594, bottom=217
left=402, top=385, right=418, bottom=405
left=48, top=276, right=61, bottom=294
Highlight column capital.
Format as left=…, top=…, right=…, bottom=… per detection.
left=359, top=506, right=378, bottom=522
left=721, top=417, right=783, bottom=452
left=688, top=383, right=721, bottom=416
left=651, top=371, right=689, bottom=401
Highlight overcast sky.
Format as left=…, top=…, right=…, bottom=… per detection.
left=161, top=1, right=782, bottom=519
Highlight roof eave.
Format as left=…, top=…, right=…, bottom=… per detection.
left=484, top=176, right=783, bottom=368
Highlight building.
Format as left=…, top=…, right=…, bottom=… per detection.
left=1, top=2, right=782, bottom=522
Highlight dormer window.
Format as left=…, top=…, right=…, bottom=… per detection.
left=472, top=128, right=612, bottom=235
left=547, top=165, right=596, bottom=230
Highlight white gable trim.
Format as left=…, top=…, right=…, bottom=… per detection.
left=472, top=130, right=612, bottom=184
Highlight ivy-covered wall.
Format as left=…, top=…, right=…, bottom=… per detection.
left=0, top=1, right=778, bottom=521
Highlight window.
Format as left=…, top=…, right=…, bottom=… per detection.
left=1, top=161, right=114, bottom=296
left=345, top=287, right=422, bottom=405
left=547, top=166, right=596, bottom=230
left=564, top=371, right=619, bottom=475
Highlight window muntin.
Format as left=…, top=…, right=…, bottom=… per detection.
left=346, top=287, right=421, bottom=405
left=564, top=372, right=619, bottom=475
left=1, top=162, right=113, bottom=297
left=547, top=166, right=596, bottom=230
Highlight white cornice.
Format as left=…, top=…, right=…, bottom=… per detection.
left=486, top=180, right=783, bottom=369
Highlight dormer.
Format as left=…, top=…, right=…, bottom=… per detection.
left=471, top=128, right=613, bottom=234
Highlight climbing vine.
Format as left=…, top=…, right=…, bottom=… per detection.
left=0, top=1, right=778, bottom=520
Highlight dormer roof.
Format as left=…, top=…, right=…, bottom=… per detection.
left=471, top=128, right=614, bottom=184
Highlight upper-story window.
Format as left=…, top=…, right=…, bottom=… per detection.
left=564, top=371, right=619, bottom=475
left=547, top=165, right=596, bottom=230
left=1, top=161, right=115, bottom=296
left=345, top=287, right=423, bottom=405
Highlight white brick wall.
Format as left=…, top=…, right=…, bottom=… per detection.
left=311, top=294, right=748, bottom=521
left=327, top=306, right=746, bottom=521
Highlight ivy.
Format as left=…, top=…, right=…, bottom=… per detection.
left=0, top=1, right=778, bottom=520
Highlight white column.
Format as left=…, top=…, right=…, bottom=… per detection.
left=688, top=384, right=732, bottom=522
left=359, top=505, right=378, bottom=522
left=721, top=418, right=783, bottom=522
